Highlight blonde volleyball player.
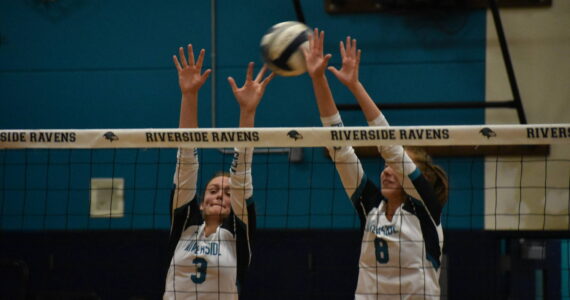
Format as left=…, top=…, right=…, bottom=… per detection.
left=304, top=29, right=449, bottom=299
left=164, top=45, right=275, bottom=299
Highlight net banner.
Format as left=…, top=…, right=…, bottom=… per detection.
left=1, top=124, right=570, bottom=149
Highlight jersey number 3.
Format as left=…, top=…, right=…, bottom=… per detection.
left=191, top=257, right=208, bottom=284
left=374, top=237, right=389, bottom=264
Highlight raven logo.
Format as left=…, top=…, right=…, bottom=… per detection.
left=480, top=127, right=497, bottom=139
left=287, top=130, right=303, bottom=141
left=103, top=131, right=119, bottom=142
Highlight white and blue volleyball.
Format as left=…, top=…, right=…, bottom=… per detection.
left=260, top=21, right=311, bottom=77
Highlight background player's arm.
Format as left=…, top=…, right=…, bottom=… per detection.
left=171, top=45, right=211, bottom=215
left=227, top=62, right=274, bottom=224
left=304, top=29, right=369, bottom=212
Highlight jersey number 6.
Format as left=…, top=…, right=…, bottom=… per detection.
left=191, top=257, right=208, bottom=284
left=374, top=237, right=389, bottom=264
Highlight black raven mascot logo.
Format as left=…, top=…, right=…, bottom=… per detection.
left=103, top=131, right=119, bottom=142
left=287, top=130, right=303, bottom=141
left=479, top=127, right=497, bottom=139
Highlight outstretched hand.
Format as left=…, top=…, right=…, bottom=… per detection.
left=173, top=44, right=212, bottom=95
left=228, top=62, right=275, bottom=114
left=302, top=28, right=332, bottom=79
left=328, top=36, right=361, bottom=89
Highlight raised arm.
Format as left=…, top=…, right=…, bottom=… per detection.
left=227, top=62, right=275, bottom=223
left=329, top=37, right=422, bottom=201
left=304, top=29, right=367, bottom=209
left=171, top=45, right=211, bottom=213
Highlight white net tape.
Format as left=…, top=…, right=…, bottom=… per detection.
left=1, top=124, right=569, bottom=149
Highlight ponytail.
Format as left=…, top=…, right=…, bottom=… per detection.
left=405, top=147, right=449, bottom=207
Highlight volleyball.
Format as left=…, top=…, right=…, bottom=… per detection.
left=260, top=21, right=311, bottom=77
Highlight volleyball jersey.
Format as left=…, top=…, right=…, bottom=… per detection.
left=321, top=113, right=444, bottom=300
left=164, top=148, right=255, bottom=300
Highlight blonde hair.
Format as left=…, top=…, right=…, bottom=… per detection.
left=405, top=147, right=449, bottom=207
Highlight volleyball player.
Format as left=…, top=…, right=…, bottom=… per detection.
left=303, top=29, right=449, bottom=299
left=163, top=45, right=275, bottom=299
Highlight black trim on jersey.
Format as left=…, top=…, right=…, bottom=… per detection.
left=403, top=198, right=441, bottom=270
left=235, top=202, right=256, bottom=292
left=351, top=176, right=382, bottom=232
left=166, top=185, right=203, bottom=262
left=410, top=173, right=443, bottom=225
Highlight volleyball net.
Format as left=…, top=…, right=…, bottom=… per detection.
left=1, top=124, right=570, bottom=298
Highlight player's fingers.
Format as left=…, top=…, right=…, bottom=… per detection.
left=313, top=29, right=320, bottom=51
left=196, top=49, right=206, bottom=69
left=227, top=76, right=238, bottom=93
left=357, top=49, right=362, bottom=65
left=316, top=28, right=323, bottom=50
left=201, top=69, right=212, bottom=83
left=262, top=72, right=276, bottom=87
left=345, top=36, right=351, bottom=55
left=255, top=64, right=268, bottom=82
left=322, top=53, right=332, bottom=66
left=173, top=55, right=182, bottom=72
left=309, top=28, right=317, bottom=50
left=328, top=66, right=340, bottom=77
left=179, top=47, right=188, bottom=67
left=318, top=30, right=325, bottom=51
left=339, top=41, right=346, bottom=60
left=245, top=62, right=254, bottom=82
left=351, top=38, right=357, bottom=57
left=188, top=44, right=195, bottom=66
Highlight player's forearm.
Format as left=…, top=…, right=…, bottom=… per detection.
left=311, top=75, right=339, bottom=118
left=320, top=112, right=352, bottom=161
left=174, top=91, right=199, bottom=211
left=230, top=147, right=253, bottom=222
left=172, top=149, right=199, bottom=210
left=179, top=91, right=198, bottom=129
left=367, top=115, right=413, bottom=174
left=349, top=82, right=380, bottom=122
left=320, top=112, right=365, bottom=198
left=239, top=110, right=256, bottom=128
left=234, top=104, right=255, bottom=206
left=367, top=112, right=418, bottom=197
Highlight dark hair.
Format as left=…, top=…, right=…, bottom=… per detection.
left=405, top=147, right=449, bottom=207
left=207, top=171, right=231, bottom=185
left=202, top=171, right=231, bottom=198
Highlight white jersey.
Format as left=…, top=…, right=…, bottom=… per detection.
left=165, top=223, right=239, bottom=300
left=164, top=148, right=255, bottom=300
left=321, top=113, right=444, bottom=300
left=353, top=176, right=444, bottom=300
